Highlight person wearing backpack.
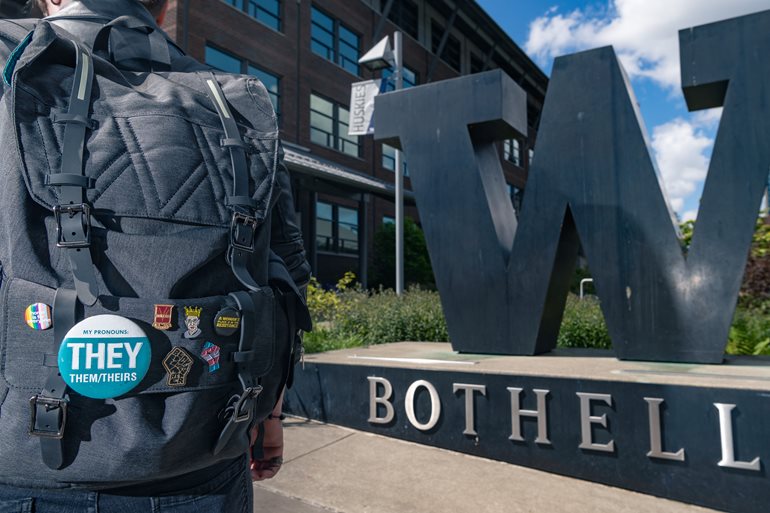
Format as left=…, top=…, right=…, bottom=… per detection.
left=0, top=0, right=312, bottom=510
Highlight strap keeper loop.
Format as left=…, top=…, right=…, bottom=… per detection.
left=45, top=174, right=96, bottom=189
left=52, top=111, right=97, bottom=130
left=220, top=137, right=250, bottom=150
left=225, top=195, right=258, bottom=209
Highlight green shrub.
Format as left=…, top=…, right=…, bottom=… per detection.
left=303, top=329, right=363, bottom=354
left=557, top=294, right=612, bottom=349
left=305, top=273, right=447, bottom=352
left=727, top=308, right=770, bottom=355
left=335, top=287, right=448, bottom=345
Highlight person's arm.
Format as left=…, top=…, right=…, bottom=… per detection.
left=250, top=392, right=285, bottom=481
left=269, top=143, right=311, bottom=289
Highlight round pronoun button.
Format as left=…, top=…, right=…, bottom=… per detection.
left=58, top=314, right=151, bottom=399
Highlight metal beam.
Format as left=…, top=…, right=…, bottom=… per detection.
left=372, top=0, right=395, bottom=44
left=426, top=2, right=459, bottom=83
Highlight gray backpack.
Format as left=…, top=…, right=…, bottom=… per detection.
left=0, top=17, right=310, bottom=488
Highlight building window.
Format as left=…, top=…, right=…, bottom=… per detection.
left=206, top=45, right=281, bottom=117
left=311, top=6, right=360, bottom=75
left=386, top=0, right=419, bottom=40
left=431, top=19, right=461, bottom=72
left=205, top=45, right=241, bottom=74
left=508, top=184, right=524, bottom=216
left=528, top=148, right=534, bottom=166
left=223, top=0, right=281, bottom=30
left=310, top=94, right=361, bottom=157
left=504, top=139, right=520, bottom=166
left=382, top=144, right=409, bottom=176
left=382, top=66, right=417, bottom=91
left=316, top=201, right=359, bottom=254
left=383, top=215, right=395, bottom=225
left=247, top=0, right=281, bottom=30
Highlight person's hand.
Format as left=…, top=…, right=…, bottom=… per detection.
left=250, top=414, right=284, bottom=481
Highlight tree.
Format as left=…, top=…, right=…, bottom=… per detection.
left=369, top=218, right=435, bottom=290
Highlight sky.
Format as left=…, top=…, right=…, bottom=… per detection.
left=476, top=0, right=770, bottom=221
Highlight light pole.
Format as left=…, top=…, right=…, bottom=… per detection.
left=392, top=31, right=404, bottom=296
left=358, top=32, right=405, bottom=295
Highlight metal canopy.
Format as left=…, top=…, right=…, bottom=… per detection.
left=283, top=145, right=415, bottom=204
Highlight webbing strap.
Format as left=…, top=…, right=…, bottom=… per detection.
left=213, top=291, right=263, bottom=455
left=32, top=288, right=77, bottom=470
left=201, top=72, right=261, bottom=292
left=51, top=41, right=99, bottom=306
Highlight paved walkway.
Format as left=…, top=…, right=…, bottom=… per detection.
left=253, top=417, right=718, bottom=513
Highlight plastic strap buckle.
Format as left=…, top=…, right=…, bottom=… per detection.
left=29, top=395, right=68, bottom=439
left=54, top=203, right=92, bottom=248
left=231, top=385, right=263, bottom=423
left=230, top=212, right=259, bottom=252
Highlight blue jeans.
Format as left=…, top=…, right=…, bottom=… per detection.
left=0, top=456, right=252, bottom=513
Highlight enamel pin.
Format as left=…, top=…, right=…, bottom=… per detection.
left=162, top=347, right=194, bottom=387
left=183, top=306, right=203, bottom=339
left=200, top=342, right=221, bottom=373
left=25, top=303, right=52, bottom=330
left=213, top=307, right=240, bottom=337
left=152, top=304, right=174, bottom=330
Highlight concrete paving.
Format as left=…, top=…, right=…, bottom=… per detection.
left=253, top=417, right=719, bottom=513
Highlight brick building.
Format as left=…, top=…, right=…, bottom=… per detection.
left=160, top=0, right=547, bottom=286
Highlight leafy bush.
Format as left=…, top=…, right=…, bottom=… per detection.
left=557, top=294, right=612, bottom=349
left=304, top=273, right=447, bottom=353
left=727, top=308, right=770, bottom=355
left=334, top=287, right=448, bottom=345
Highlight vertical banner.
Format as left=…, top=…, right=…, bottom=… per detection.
left=348, top=79, right=383, bottom=136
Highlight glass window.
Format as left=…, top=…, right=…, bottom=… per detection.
left=338, top=206, right=359, bottom=254
left=224, top=0, right=241, bottom=7
left=311, top=6, right=359, bottom=75
left=338, top=26, right=360, bottom=75
left=205, top=46, right=241, bottom=74
left=248, top=65, right=280, bottom=115
left=382, top=144, right=408, bottom=176
left=316, top=201, right=359, bottom=254
left=316, top=201, right=334, bottom=252
left=311, top=7, right=335, bottom=61
left=382, top=66, right=417, bottom=91
left=206, top=45, right=281, bottom=121
left=431, top=19, right=461, bottom=72
left=246, top=0, right=280, bottom=30
left=528, top=148, right=534, bottom=166
left=504, top=139, right=521, bottom=167
left=383, top=215, right=395, bottom=225
left=310, top=93, right=361, bottom=157
left=386, top=0, right=419, bottom=40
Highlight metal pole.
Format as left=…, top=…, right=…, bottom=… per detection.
left=394, top=31, right=404, bottom=296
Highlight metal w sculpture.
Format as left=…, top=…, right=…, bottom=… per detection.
left=374, top=10, right=770, bottom=363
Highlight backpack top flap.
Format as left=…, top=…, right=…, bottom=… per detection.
left=9, top=21, right=280, bottom=229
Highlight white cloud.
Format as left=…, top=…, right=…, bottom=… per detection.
left=524, top=1, right=765, bottom=219
left=525, top=0, right=770, bottom=90
left=650, top=116, right=713, bottom=218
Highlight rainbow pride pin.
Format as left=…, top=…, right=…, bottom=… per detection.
left=25, top=303, right=52, bottom=330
